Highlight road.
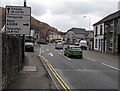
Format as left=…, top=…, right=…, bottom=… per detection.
left=38, top=43, right=118, bottom=90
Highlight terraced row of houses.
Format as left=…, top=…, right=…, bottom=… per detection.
left=63, top=10, right=120, bottom=55
left=93, top=10, right=120, bottom=55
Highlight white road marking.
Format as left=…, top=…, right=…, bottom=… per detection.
left=64, top=56, right=71, bottom=60
left=91, top=59, right=96, bottom=62
left=46, top=49, right=49, bottom=51
left=84, top=57, right=90, bottom=60
left=102, top=63, right=119, bottom=70
left=58, top=52, right=62, bottom=55
left=84, top=56, right=96, bottom=62
left=48, top=53, right=53, bottom=56
left=55, top=50, right=57, bottom=51
left=39, top=48, right=42, bottom=56
left=61, top=50, right=63, bottom=51
left=42, top=51, right=44, bottom=53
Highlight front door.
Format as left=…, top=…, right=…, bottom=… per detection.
left=118, top=34, right=120, bottom=54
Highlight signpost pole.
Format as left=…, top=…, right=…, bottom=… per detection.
left=22, top=0, right=27, bottom=62
left=18, top=34, right=20, bottom=72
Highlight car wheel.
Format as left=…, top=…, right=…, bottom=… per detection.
left=77, top=55, right=82, bottom=59
left=67, top=54, right=70, bottom=58
left=64, top=53, right=66, bottom=56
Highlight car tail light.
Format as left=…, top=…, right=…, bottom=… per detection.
left=70, top=47, right=72, bottom=50
left=62, top=43, right=64, bottom=46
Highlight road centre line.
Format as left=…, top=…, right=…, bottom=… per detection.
left=46, top=49, right=49, bottom=51
left=102, top=63, right=119, bottom=71
left=48, top=53, right=54, bottom=56
left=91, top=59, right=96, bottom=62
left=64, top=56, right=71, bottom=61
left=58, top=52, right=62, bottom=55
left=41, top=51, right=44, bottom=53
left=84, top=56, right=119, bottom=70
left=84, top=57, right=96, bottom=62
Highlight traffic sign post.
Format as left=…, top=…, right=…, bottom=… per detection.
left=5, top=5, right=31, bottom=72
left=5, top=6, right=31, bottom=35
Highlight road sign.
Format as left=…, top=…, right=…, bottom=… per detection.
left=5, top=6, right=31, bottom=35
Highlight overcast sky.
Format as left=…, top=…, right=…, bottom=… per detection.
left=1, top=0, right=120, bottom=32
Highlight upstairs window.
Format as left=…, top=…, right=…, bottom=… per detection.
left=95, top=26, right=98, bottom=36
left=100, top=25, right=103, bottom=35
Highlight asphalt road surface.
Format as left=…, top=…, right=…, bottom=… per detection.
left=38, top=43, right=119, bottom=90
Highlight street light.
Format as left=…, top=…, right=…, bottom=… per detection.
left=83, top=16, right=91, bottom=31
left=83, top=16, right=91, bottom=50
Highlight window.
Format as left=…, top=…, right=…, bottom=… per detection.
left=95, top=39, right=98, bottom=48
left=109, top=38, right=113, bottom=49
left=100, top=25, right=103, bottom=35
left=95, top=26, right=98, bottom=36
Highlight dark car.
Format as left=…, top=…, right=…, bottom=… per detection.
left=25, top=42, right=34, bottom=52
left=37, top=40, right=48, bottom=44
left=64, top=45, right=83, bottom=59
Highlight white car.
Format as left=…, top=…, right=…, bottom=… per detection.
left=75, top=40, right=87, bottom=50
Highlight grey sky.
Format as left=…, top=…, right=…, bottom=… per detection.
left=1, top=0, right=120, bottom=32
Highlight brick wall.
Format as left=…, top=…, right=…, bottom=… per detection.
left=2, top=33, right=23, bottom=89
left=0, top=33, right=2, bottom=90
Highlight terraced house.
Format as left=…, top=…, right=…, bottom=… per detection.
left=93, top=10, right=120, bottom=54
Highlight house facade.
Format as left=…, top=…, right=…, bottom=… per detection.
left=65, top=28, right=87, bottom=44
left=93, top=10, right=120, bottom=54
left=94, top=23, right=104, bottom=52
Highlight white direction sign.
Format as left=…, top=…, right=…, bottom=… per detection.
left=5, top=6, right=31, bottom=35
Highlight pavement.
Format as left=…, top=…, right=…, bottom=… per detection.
left=7, top=50, right=57, bottom=90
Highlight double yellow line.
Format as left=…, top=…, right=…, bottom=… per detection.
left=40, top=56, right=71, bottom=91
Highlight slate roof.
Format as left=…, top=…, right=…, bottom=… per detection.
left=93, top=10, right=120, bottom=26
left=67, top=28, right=86, bottom=34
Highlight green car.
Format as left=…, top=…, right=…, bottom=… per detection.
left=64, top=45, right=83, bottom=59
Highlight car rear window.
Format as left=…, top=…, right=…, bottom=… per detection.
left=72, top=47, right=80, bottom=50
left=25, top=42, right=34, bottom=46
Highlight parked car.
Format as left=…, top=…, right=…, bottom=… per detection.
left=55, top=42, right=64, bottom=49
left=75, top=40, right=87, bottom=50
left=25, top=42, right=34, bottom=52
left=55, top=40, right=63, bottom=43
left=37, top=40, right=48, bottom=44
left=64, top=45, right=83, bottom=59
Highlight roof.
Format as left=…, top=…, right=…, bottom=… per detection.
left=67, top=28, right=86, bottom=34
left=93, top=10, right=120, bottom=26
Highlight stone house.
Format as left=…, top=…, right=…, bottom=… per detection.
left=93, top=10, right=120, bottom=54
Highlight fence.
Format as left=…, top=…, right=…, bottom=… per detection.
left=2, top=33, right=23, bottom=89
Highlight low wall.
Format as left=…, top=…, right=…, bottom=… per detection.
left=0, top=33, right=2, bottom=90
left=2, top=33, right=23, bottom=89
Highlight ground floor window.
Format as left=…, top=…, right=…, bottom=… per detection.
left=95, top=39, right=98, bottom=48
left=109, top=38, right=113, bottom=49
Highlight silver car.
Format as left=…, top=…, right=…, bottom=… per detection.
left=55, top=43, right=64, bottom=49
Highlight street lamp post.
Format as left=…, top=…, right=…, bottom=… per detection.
left=83, top=16, right=91, bottom=50
left=83, top=16, right=91, bottom=31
